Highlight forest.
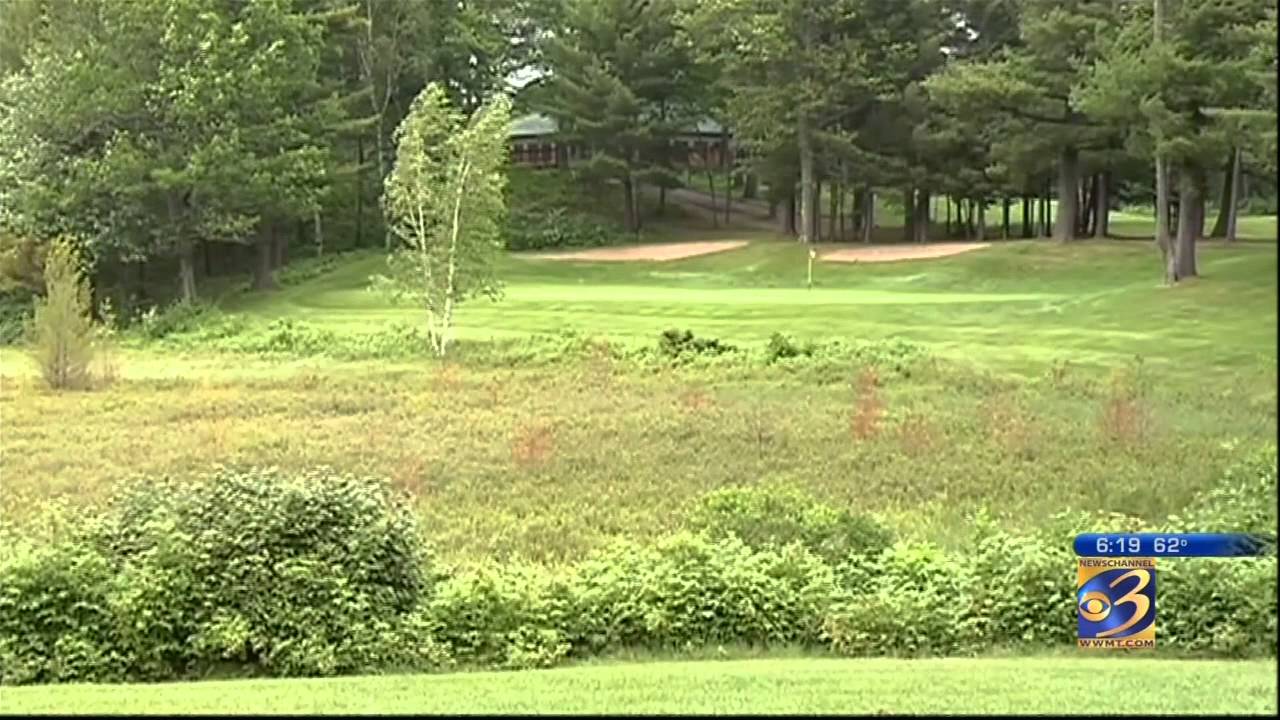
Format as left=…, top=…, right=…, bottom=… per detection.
left=1, top=0, right=1275, bottom=314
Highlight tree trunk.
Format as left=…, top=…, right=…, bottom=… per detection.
left=743, top=172, right=758, bottom=200
left=201, top=239, right=213, bottom=278
left=1054, top=147, right=1080, bottom=241
left=1037, top=194, right=1048, bottom=237
left=798, top=115, right=815, bottom=243
left=272, top=223, right=289, bottom=269
left=167, top=191, right=197, bottom=302
left=1210, top=148, right=1235, bottom=238
left=945, top=197, right=953, bottom=237
left=914, top=189, right=931, bottom=243
left=828, top=179, right=838, bottom=241
left=976, top=199, right=987, bottom=241
left=780, top=192, right=796, bottom=236
left=622, top=175, right=639, bottom=233
left=723, top=132, right=733, bottom=225
left=902, top=186, right=915, bottom=242
left=634, top=176, right=644, bottom=232
left=862, top=188, right=875, bottom=243
left=1094, top=172, right=1109, bottom=238
left=375, top=115, right=390, bottom=251
left=658, top=186, right=666, bottom=217
left=1085, top=174, right=1095, bottom=235
left=177, top=246, right=196, bottom=303
left=1002, top=198, right=1011, bottom=239
left=1021, top=196, right=1032, bottom=238
left=1173, top=165, right=1199, bottom=280
left=706, top=170, right=719, bottom=229
left=852, top=187, right=865, bottom=232
left=1153, top=0, right=1174, bottom=282
left=315, top=209, right=324, bottom=257
left=252, top=222, right=278, bottom=291
left=355, top=133, right=365, bottom=248
left=1225, top=147, right=1242, bottom=242
left=809, top=181, right=821, bottom=242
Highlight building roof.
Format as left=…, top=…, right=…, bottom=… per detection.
left=510, top=113, right=559, bottom=137
left=509, top=113, right=728, bottom=138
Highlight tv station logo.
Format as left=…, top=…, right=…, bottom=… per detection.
left=1076, top=557, right=1156, bottom=649
left=1072, top=532, right=1274, bottom=651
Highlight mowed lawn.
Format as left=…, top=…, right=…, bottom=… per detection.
left=3, top=657, right=1275, bottom=714
left=225, top=233, right=1278, bottom=382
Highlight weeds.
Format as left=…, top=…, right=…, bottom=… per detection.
left=849, top=368, right=884, bottom=441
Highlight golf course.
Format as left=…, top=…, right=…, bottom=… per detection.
left=2, top=0, right=1277, bottom=712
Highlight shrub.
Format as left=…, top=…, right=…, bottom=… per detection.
left=0, top=289, right=34, bottom=346
left=135, top=299, right=219, bottom=340
left=964, top=517, right=1075, bottom=646
left=824, top=543, right=973, bottom=657
left=505, top=207, right=618, bottom=251
left=657, top=328, right=736, bottom=361
left=275, top=252, right=350, bottom=287
left=685, top=484, right=893, bottom=563
left=27, top=238, right=95, bottom=389
left=427, top=561, right=574, bottom=670
left=97, top=468, right=433, bottom=677
left=1160, top=557, right=1278, bottom=656
left=574, top=534, right=836, bottom=650
left=764, top=332, right=807, bottom=363
left=0, top=541, right=122, bottom=685
left=1167, top=445, right=1277, bottom=534
left=0, top=468, right=441, bottom=684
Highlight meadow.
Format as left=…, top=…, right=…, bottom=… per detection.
left=2, top=234, right=1276, bottom=563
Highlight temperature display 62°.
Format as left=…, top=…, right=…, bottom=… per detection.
left=1073, top=533, right=1273, bottom=558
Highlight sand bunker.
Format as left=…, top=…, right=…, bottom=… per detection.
left=529, top=240, right=749, bottom=262
left=821, top=242, right=990, bottom=263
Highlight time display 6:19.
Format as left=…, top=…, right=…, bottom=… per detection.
left=1073, top=533, right=1272, bottom=558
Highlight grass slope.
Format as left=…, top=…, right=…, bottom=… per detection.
left=2, top=236, right=1275, bottom=561
left=3, top=657, right=1275, bottom=714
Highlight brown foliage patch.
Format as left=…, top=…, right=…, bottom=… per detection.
left=512, top=418, right=557, bottom=468
left=849, top=368, right=884, bottom=440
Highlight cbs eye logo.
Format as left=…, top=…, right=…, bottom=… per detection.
left=1076, top=565, right=1156, bottom=646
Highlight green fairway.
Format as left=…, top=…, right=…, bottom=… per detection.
left=2, top=657, right=1274, bottom=714
left=224, top=234, right=1277, bottom=382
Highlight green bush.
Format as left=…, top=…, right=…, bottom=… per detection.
left=685, top=484, right=893, bottom=563
left=275, top=252, right=352, bottom=287
left=505, top=207, right=619, bottom=251
left=6, top=449, right=1276, bottom=685
left=1, top=468, right=439, bottom=684
left=0, top=289, right=34, bottom=346
left=964, top=518, right=1075, bottom=646
left=0, top=541, right=122, bottom=685
left=1167, top=445, right=1277, bottom=534
left=573, top=534, right=835, bottom=650
left=764, top=332, right=808, bottom=363
left=1160, top=557, right=1278, bottom=656
left=135, top=300, right=220, bottom=340
left=657, top=328, right=737, bottom=361
left=96, top=468, right=432, bottom=677
left=824, top=543, right=973, bottom=657
left=427, top=561, right=574, bottom=670
left=28, top=238, right=95, bottom=389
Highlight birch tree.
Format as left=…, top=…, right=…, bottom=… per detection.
left=378, top=83, right=511, bottom=357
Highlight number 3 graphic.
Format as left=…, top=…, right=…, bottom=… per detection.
left=1095, top=569, right=1151, bottom=638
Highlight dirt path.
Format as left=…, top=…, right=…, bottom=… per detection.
left=821, top=242, right=990, bottom=263
left=525, top=240, right=750, bottom=262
